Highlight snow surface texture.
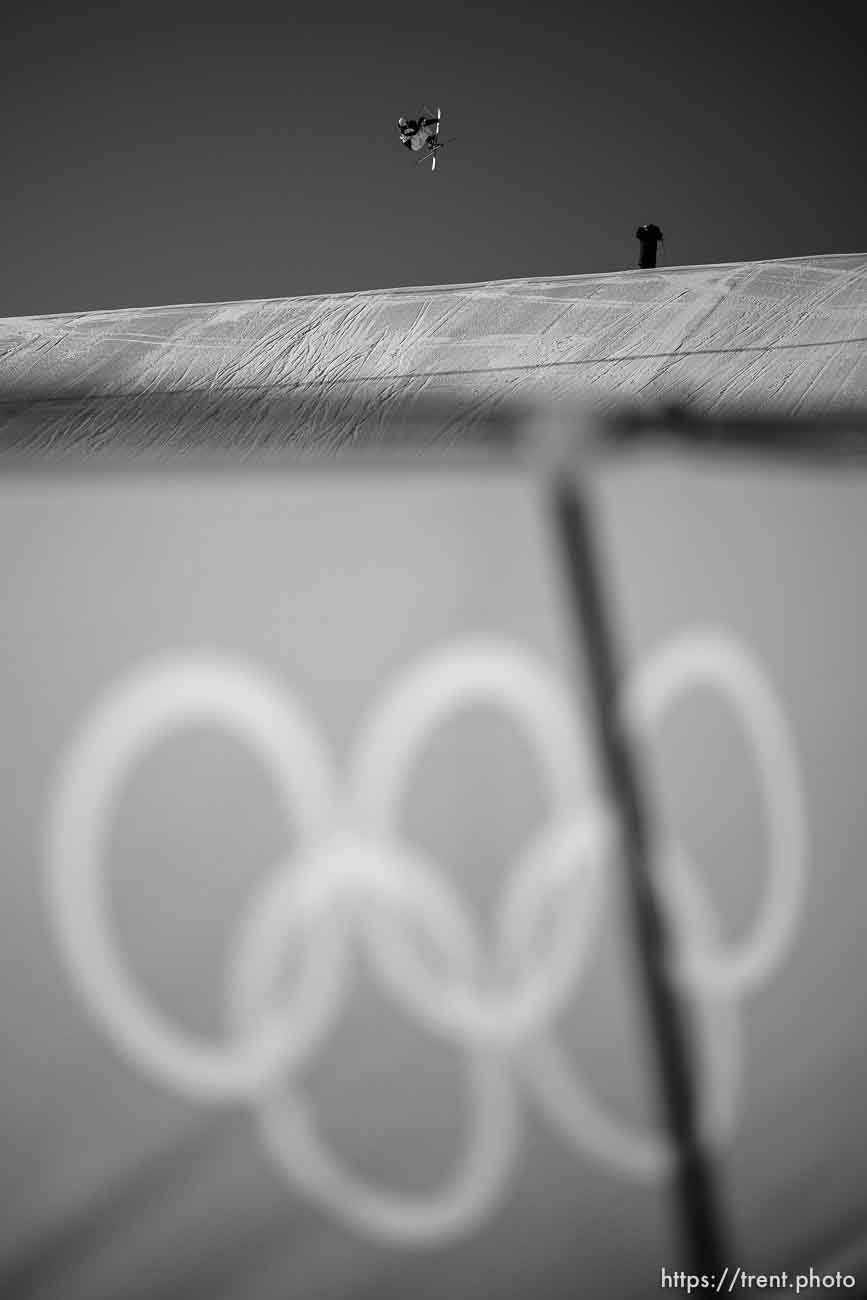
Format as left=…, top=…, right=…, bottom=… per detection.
left=1, top=253, right=866, bottom=457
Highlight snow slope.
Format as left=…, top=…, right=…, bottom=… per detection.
left=1, top=253, right=866, bottom=455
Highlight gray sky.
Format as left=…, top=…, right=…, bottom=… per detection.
left=3, top=0, right=863, bottom=315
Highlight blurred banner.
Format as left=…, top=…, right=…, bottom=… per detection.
left=1, top=404, right=867, bottom=1299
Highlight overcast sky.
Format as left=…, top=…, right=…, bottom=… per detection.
left=3, top=0, right=864, bottom=316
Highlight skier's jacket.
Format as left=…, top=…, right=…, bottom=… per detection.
left=398, top=117, right=439, bottom=151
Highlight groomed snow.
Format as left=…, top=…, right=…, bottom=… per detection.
left=1, top=253, right=866, bottom=455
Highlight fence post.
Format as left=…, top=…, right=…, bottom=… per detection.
left=535, top=413, right=731, bottom=1277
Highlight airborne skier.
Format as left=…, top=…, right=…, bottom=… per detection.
left=397, top=111, right=441, bottom=152
left=396, top=106, right=453, bottom=170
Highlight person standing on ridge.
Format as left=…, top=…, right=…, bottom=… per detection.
left=636, top=224, right=664, bottom=268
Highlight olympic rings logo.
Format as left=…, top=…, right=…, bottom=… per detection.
left=45, top=629, right=808, bottom=1247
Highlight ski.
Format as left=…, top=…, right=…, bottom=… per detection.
left=432, top=106, right=441, bottom=171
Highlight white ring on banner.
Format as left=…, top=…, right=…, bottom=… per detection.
left=623, top=628, right=809, bottom=997
left=45, top=653, right=338, bottom=1102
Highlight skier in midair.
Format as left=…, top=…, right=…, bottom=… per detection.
left=397, top=112, right=440, bottom=152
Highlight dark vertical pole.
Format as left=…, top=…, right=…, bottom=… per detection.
left=546, top=452, right=730, bottom=1276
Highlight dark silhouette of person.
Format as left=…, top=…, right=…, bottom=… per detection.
left=636, top=224, right=664, bottom=269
